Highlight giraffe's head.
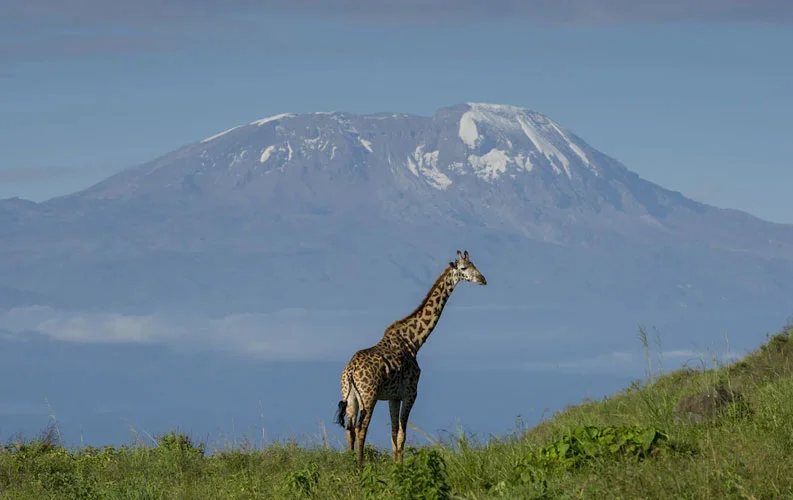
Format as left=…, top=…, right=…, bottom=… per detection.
left=449, top=250, right=487, bottom=286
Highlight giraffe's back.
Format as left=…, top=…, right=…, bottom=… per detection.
left=341, top=345, right=420, bottom=401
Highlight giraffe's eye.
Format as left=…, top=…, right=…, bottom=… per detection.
left=458, top=266, right=467, bottom=271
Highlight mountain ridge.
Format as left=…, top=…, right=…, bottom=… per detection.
left=68, top=102, right=633, bottom=201
left=35, top=102, right=793, bottom=259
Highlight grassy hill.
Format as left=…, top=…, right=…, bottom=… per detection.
left=1, top=322, right=792, bottom=499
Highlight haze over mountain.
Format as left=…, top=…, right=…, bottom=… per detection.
left=1, top=103, right=791, bottom=448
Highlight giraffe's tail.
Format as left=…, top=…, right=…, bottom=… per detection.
left=336, top=371, right=358, bottom=428
left=334, top=400, right=347, bottom=428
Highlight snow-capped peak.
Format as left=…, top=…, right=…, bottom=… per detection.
left=458, top=103, right=532, bottom=149
left=458, top=102, right=597, bottom=178
left=182, top=103, right=606, bottom=199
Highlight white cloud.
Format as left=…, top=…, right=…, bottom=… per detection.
left=0, top=306, right=374, bottom=361
left=0, top=306, right=748, bottom=371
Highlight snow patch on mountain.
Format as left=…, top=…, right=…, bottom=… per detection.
left=513, top=152, right=535, bottom=173
left=408, top=145, right=451, bottom=190
left=459, top=112, right=480, bottom=148
left=250, top=113, right=294, bottom=126
left=300, top=135, right=325, bottom=156
left=358, top=137, right=373, bottom=153
left=467, top=148, right=535, bottom=181
left=229, top=150, right=248, bottom=168
left=517, top=116, right=571, bottom=178
left=259, top=145, right=276, bottom=163
left=548, top=122, right=597, bottom=176
left=200, top=125, right=243, bottom=144
left=468, top=149, right=511, bottom=181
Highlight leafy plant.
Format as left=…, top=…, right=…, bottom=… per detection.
left=155, top=431, right=205, bottom=456
left=359, top=462, right=388, bottom=500
left=285, top=461, right=320, bottom=497
left=508, top=424, right=670, bottom=493
left=508, top=456, right=551, bottom=493
left=388, top=447, right=451, bottom=500
left=539, top=425, right=669, bottom=469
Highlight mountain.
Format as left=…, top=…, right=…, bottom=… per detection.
left=1, top=102, right=792, bottom=322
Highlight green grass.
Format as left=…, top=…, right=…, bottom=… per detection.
left=2, top=322, right=793, bottom=499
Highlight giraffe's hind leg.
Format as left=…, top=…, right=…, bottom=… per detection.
left=389, top=400, right=401, bottom=462
left=345, top=396, right=359, bottom=451
left=356, top=399, right=376, bottom=471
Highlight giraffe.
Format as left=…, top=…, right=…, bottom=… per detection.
left=334, top=250, right=487, bottom=471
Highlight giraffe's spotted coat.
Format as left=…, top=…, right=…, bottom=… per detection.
left=336, top=250, right=487, bottom=470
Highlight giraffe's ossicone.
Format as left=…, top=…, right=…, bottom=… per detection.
left=335, top=250, right=487, bottom=471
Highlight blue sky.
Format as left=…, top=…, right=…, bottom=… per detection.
left=1, top=1, right=792, bottom=223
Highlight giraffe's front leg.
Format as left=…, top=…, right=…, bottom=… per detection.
left=388, top=400, right=401, bottom=462
left=397, top=394, right=416, bottom=463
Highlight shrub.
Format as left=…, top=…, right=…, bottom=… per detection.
left=388, top=447, right=451, bottom=500
left=155, top=431, right=205, bottom=456
left=539, top=424, right=670, bottom=468
left=285, top=462, right=320, bottom=497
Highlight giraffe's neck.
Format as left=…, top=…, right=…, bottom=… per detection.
left=388, top=267, right=458, bottom=356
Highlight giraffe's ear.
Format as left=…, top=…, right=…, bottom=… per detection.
left=449, top=261, right=457, bottom=269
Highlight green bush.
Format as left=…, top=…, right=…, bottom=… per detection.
left=285, top=461, right=320, bottom=497
left=360, top=447, right=451, bottom=500
left=539, top=424, right=669, bottom=468
left=389, top=447, right=451, bottom=500
left=155, top=431, right=205, bottom=456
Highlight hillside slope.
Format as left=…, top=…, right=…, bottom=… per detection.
left=2, top=322, right=791, bottom=498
